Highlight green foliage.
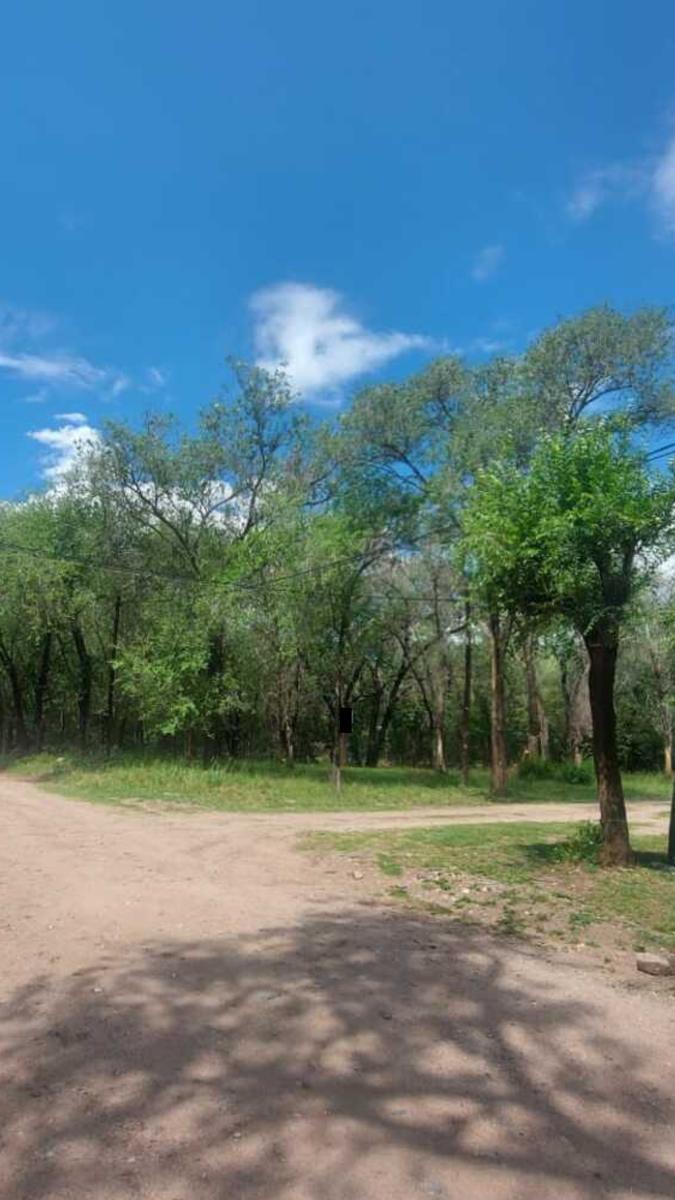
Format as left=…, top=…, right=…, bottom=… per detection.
left=522, top=305, right=675, bottom=429
left=0, top=308, right=674, bottom=792
left=518, top=758, right=593, bottom=785
left=464, top=424, right=675, bottom=637
left=311, top=818, right=675, bottom=950
left=549, top=821, right=604, bottom=864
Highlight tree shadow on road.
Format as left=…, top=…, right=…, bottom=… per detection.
left=1, top=910, right=673, bottom=1199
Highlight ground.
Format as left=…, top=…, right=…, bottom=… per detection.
left=5, top=751, right=670, bottom=811
left=1, top=775, right=675, bottom=1200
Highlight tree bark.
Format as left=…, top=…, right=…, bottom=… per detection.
left=280, top=709, right=295, bottom=765
left=584, top=631, right=632, bottom=865
left=105, top=595, right=122, bottom=753
left=34, top=630, right=52, bottom=751
left=662, top=777, right=667, bottom=864
left=364, top=686, right=385, bottom=767
left=523, top=634, right=549, bottom=760
left=72, top=624, right=92, bottom=752
left=431, top=717, right=446, bottom=772
left=665, top=737, right=673, bottom=778
left=0, top=643, right=29, bottom=752
left=488, top=611, right=508, bottom=796
left=459, top=602, right=472, bottom=786
left=206, top=631, right=227, bottom=758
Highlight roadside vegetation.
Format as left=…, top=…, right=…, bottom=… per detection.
left=3, top=751, right=670, bottom=812
left=304, top=820, right=675, bottom=956
left=1, top=306, right=675, bottom=862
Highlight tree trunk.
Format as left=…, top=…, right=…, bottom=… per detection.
left=488, top=611, right=508, bottom=796
left=280, top=712, right=295, bottom=765
left=665, top=737, right=673, bottom=777
left=459, top=602, right=472, bottom=786
left=584, top=632, right=632, bottom=866
left=365, top=691, right=384, bottom=767
left=207, top=631, right=226, bottom=757
left=523, top=634, right=548, bottom=760
left=367, top=657, right=410, bottom=768
left=431, top=716, right=446, bottom=773
left=34, top=630, right=52, bottom=751
left=105, top=595, right=122, bottom=753
left=0, top=646, right=29, bottom=752
left=561, top=649, right=589, bottom=765
left=662, top=777, right=667, bottom=864
left=72, top=624, right=92, bottom=752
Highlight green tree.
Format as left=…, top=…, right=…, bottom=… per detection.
left=464, top=425, right=675, bottom=864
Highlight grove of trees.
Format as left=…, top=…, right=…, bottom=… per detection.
left=2, top=307, right=675, bottom=864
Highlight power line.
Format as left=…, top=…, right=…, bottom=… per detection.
left=646, top=441, right=675, bottom=461
left=0, top=538, right=459, bottom=602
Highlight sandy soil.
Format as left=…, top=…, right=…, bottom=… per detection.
left=1, top=777, right=674, bottom=1200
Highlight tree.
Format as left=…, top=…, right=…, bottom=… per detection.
left=640, top=585, right=675, bottom=774
left=464, top=425, right=675, bottom=864
left=522, top=305, right=675, bottom=430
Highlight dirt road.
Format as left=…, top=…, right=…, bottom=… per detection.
left=1, top=777, right=674, bottom=1200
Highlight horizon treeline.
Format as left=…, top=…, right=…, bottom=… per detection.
left=2, top=305, right=675, bottom=859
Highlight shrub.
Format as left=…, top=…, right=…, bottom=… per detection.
left=518, top=757, right=556, bottom=781
left=551, top=821, right=603, bottom=864
left=518, top=758, right=592, bottom=785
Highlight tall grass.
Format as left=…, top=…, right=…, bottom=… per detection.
left=2, top=749, right=670, bottom=812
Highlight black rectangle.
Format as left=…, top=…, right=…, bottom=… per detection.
left=339, top=706, right=353, bottom=734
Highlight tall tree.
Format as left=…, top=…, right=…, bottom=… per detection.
left=465, top=425, right=675, bottom=864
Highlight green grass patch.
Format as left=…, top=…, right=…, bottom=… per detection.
left=306, top=821, right=675, bottom=951
left=1, top=749, right=671, bottom=814
left=1, top=750, right=492, bottom=812
left=306, top=821, right=578, bottom=883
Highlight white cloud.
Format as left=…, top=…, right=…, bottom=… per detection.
left=53, top=411, right=87, bottom=424
left=0, top=302, right=56, bottom=346
left=471, top=244, right=504, bottom=283
left=566, top=164, right=643, bottom=223
left=652, top=133, right=675, bottom=235
left=469, top=336, right=509, bottom=356
left=0, top=348, right=120, bottom=390
left=250, top=282, right=432, bottom=397
left=109, top=374, right=131, bottom=398
left=566, top=135, right=675, bottom=238
left=0, top=300, right=154, bottom=400
left=146, top=366, right=168, bottom=388
left=28, top=415, right=100, bottom=480
left=567, top=175, right=608, bottom=221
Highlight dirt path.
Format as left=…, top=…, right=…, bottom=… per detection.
left=232, top=797, right=669, bottom=833
left=1, top=777, right=674, bottom=1200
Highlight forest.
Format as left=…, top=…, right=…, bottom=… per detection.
left=2, top=304, right=675, bottom=865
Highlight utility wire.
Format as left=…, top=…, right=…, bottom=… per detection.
left=0, top=538, right=460, bottom=602
left=646, top=440, right=675, bottom=461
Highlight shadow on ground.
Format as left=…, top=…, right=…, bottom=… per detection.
left=1, top=910, right=673, bottom=1199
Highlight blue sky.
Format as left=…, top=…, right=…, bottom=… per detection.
left=2, top=0, right=675, bottom=493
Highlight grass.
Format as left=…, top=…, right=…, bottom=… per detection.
left=304, top=821, right=675, bottom=953
left=1, top=749, right=671, bottom=813
left=1, top=751, right=490, bottom=811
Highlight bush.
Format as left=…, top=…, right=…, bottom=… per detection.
left=518, top=757, right=555, bottom=781
left=551, top=821, right=603, bottom=864
left=518, top=757, right=592, bottom=785
left=557, top=761, right=593, bottom=785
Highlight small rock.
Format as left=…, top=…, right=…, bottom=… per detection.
left=636, top=952, right=674, bottom=977
left=379, top=1009, right=393, bottom=1021
left=352, top=870, right=364, bottom=881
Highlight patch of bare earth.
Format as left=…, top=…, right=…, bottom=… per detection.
left=1, top=776, right=674, bottom=1200
left=315, top=847, right=675, bottom=984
